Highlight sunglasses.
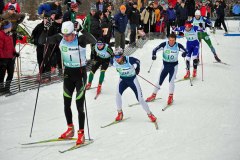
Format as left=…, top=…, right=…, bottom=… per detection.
left=114, top=55, right=122, bottom=59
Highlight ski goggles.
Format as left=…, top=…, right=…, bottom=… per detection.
left=114, top=55, right=122, bottom=59
left=96, top=42, right=104, bottom=46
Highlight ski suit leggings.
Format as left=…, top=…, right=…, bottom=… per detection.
left=198, top=32, right=216, bottom=54
left=0, top=58, right=15, bottom=92
left=116, top=77, right=151, bottom=114
left=63, top=67, right=87, bottom=130
left=153, top=64, right=178, bottom=95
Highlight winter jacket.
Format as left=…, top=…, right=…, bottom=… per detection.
left=114, top=12, right=128, bottom=33
left=127, top=7, right=140, bottom=25
left=3, top=2, right=21, bottom=13
left=176, top=6, right=188, bottom=20
left=0, top=30, right=15, bottom=58
left=185, top=0, right=195, bottom=17
left=141, top=7, right=156, bottom=25
left=48, top=21, right=62, bottom=37
left=83, top=13, right=94, bottom=32
left=38, top=2, right=62, bottom=15
left=200, top=6, right=208, bottom=17
left=31, top=21, right=45, bottom=46
left=96, top=2, right=106, bottom=11
left=167, top=8, right=176, bottom=21
left=90, top=13, right=102, bottom=40
left=63, top=10, right=76, bottom=22
left=155, top=9, right=161, bottom=22
left=0, top=12, right=25, bottom=31
left=101, top=14, right=112, bottom=37
left=216, top=1, right=226, bottom=17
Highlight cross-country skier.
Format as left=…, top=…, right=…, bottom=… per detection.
left=191, top=10, right=221, bottom=62
left=173, top=22, right=202, bottom=79
left=146, top=33, right=187, bottom=105
left=110, top=48, right=157, bottom=123
left=47, top=21, right=96, bottom=145
left=85, top=38, right=114, bottom=96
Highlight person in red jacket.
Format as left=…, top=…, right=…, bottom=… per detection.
left=3, top=0, right=21, bottom=13
left=0, top=20, right=19, bottom=94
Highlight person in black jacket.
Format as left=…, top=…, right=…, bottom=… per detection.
left=214, top=0, right=228, bottom=33
left=101, top=9, right=112, bottom=44
left=127, top=2, right=140, bottom=47
left=63, top=2, right=79, bottom=22
left=185, top=0, right=195, bottom=20
left=90, top=10, right=103, bottom=41
left=176, top=1, right=188, bottom=27
left=47, top=13, right=63, bottom=75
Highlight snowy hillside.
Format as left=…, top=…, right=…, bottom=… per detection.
left=0, top=20, right=240, bottom=160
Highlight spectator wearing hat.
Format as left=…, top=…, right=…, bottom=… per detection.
left=63, top=2, right=79, bottom=22
left=127, top=2, right=140, bottom=47
left=214, top=0, right=228, bottom=33
left=0, top=5, right=25, bottom=47
left=0, top=20, right=18, bottom=94
left=140, top=2, right=156, bottom=34
left=3, top=0, right=20, bottom=13
left=166, top=3, right=176, bottom=37
left=114, top=5, right=128, bottom=49
left=0, top=0, right=4, bottom=15
left=64, top=0, right=81, bottom=11
left=48, top=13, right=63, bottom=75
left=83, top=6, right=96, bottom=33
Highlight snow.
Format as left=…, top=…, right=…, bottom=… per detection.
left=1, top=20, right=240, bottom=160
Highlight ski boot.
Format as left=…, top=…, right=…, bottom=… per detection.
left=214, top=54, right=221, bottom=62
left=146, top=93, right=156, bottom=102
left=115, top=110, right=123, bottom=121
left=192, top=69, right=197, bottom=78
left=85, top=83, right=91, bottom=90
left=184, top=70, right=190, bottom=79
left=167, top=94, right=173, bottom=105
left=59, top=124, right=74, bottom=139
left=76, top=129, right=85, bottom=145
left=148, top=113, right=157, bottom=122
left=97, top=84, right=102, bottom=94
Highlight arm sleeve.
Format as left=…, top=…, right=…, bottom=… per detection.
left=107, top=46, right=114, bottom=57
left=129, top=57, right=140, bottom=71
left=174, top=26, right=185, bottom=32
left=152, top=42, right=166, bottom=56
left=203, top=17, right=212, bottom=27
left=178, top=43, right=187, bottom=52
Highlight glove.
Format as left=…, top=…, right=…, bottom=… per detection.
left=135, top=68, right=140, bottom=75
left=199, top=23, right=203, bottom=28
left=182, top=52, right=187, bottom=58
left=74, top=21, right=83, bottom=32
left=152, top=55, right=156, bottom=60
left=14, top=52, right=20, bottom=57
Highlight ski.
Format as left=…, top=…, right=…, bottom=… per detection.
left=86, top=86, right=98, bottom=91
left=59, top=140, right=94, bottom=153
left=128, top=97, right=162, bottom=107
left=21, top=137, right=77, bottom=145
left=101, top=117, right=130, bottom=128
left=213, top=61, right=230, bottom=65
left=175, top=77, right=195, bottom=83
left=94, top=92, right=100, bottom=100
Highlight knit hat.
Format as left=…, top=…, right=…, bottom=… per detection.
left=195, top=10, right=201, bottom=16
left=3, top=22, right=12, bottom=29
left=43, top=13, right=50, bottom=18
left=61, top=21, right=74, bottom=34
left=8, top=5, right=15, bottom=10
left=119, top=5, right=126, bottom=11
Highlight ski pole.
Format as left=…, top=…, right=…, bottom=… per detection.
left=200, top=39, right=204, bottom=81
left=137, top=74, right=160, bottom=89
left=16, top=57, right=21, bottom=91
left=30, top=44, right=56, bottom=137
left=148, top=60, right=154, bottom=73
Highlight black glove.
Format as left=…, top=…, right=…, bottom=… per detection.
left=14, top=52, right=20, bottom=57
left=74, top=21, right=83, bottom=31
left=182, top=52, right=187, bottom=57
left=135, top=68, right=140, bottom=75
left=152, top=55, right=156, bottom=60
left=44, top=21, right=51, bottom=30
left=199, top=23, right=203, bottom=28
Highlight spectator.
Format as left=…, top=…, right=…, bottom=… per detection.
left=0, top=20, right=17, bottom=94
left=96, top=0, right=106, bottom=12
left=1, top=5, right=25, bottom=47
left=114, top=5, right=128, bottom=49
left=141, top=2, right=156, bottom=34
left=3, top=0, right=20, bottom=13
left=185, top=0, right=195, bottom=20
left=0, top=0, right=4, bottom=15
left=166, top=3, right=176, bottom=37
left=176, top=1, right=188, bottom=27
left=127, top=2, right=140, bottom=47
left=63, top=2, right=78, bottom=22
left=83, top=6, right=96, bottom=32
left=90, top=10, right=103, bottom=41
left=101, top=9, right=112, bottom=44
left=214, top=0, right=228, bottom=33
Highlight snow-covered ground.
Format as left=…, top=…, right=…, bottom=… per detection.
left=0, top=20, right=240, bottom=160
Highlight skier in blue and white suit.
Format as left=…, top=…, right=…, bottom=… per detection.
left=174, top=22, right=202, bottom=78
left=110, top=48, right=157, bottom=123
left=146, top=33, right=187, bottom=105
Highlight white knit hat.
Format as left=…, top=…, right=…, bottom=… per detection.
left=61, top=21, right=74, bottom=34
left=195, top=10, right=201, bottom=16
